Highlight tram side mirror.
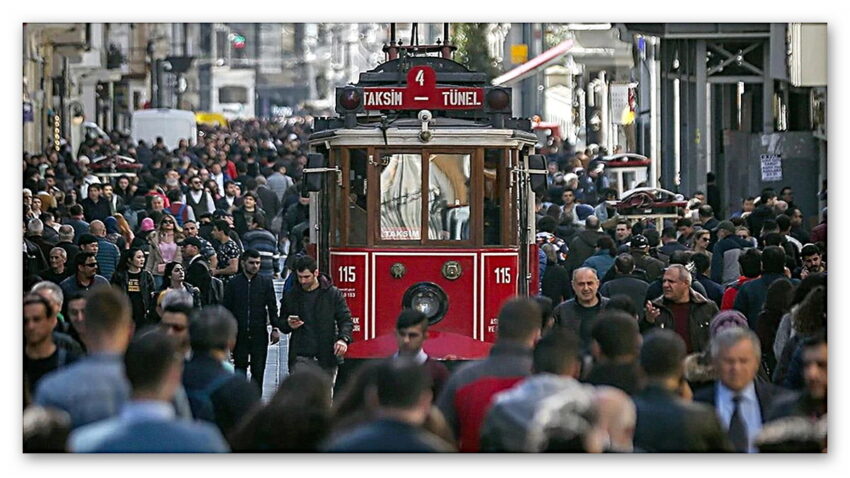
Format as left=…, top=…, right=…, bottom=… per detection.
left=528, top=154, right=548, bottom=195
left=303, top=153, right=327, bottom=194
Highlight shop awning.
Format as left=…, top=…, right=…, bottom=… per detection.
left=491, top=39, right=574, bottom=86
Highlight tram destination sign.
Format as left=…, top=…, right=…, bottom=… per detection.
left=362, top=66, right=485, bottom=111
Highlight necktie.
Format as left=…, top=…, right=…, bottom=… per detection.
left=729, top=395, right=748, bottom=452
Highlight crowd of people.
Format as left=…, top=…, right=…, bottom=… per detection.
left=22, top=120, right=826, bottom=452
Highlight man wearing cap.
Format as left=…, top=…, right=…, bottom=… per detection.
left=182, top=220, right=218, bottom=270
left=710, top=220, right=752, bottom=284
left=629, top=234, right=666, bottom=283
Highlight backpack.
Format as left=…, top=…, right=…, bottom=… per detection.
left=207, top=276, right=224, bottom=305
left=186, top=373, right=233, bottom=423
left=270, top=207, right=286, bottom=236
left=169, top=203, right=189, bottom=227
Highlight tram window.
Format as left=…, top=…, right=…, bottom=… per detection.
left=483, top=149, right=503, bottom=245
left=428, top=154, right=471, bottom=241
left=379, top=154, right=423, bottom=241
left=348, top=149, right=368, bottom=245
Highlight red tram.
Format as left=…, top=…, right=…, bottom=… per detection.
left=302, top=25, right=547, bottom=360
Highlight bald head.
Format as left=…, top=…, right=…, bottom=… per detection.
left=58, top=225, right=75, bottom=242
left=572, top=267, right=600, bottom=306
left=89, top=220, right=106, bottom=237
left=591, top=386, right=636, bottom=453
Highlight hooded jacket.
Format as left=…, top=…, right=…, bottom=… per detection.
left=710, top=235, right=752, bottom=283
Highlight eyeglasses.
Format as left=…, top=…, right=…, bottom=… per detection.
left=84, top=262, right=98, bottom=268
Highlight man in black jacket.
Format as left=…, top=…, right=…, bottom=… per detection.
left=599, top=254, right=649, bottom=316
left=633, top=329, right=732, bottom=452
left=222, top=249, right=279, bottom=390
left=79, top=183, right=112, bottom=223
left=181, top=237, right=214, bottom=305
left=278, top=255, right=353, bottom=384
left=628, top=234, right=666, bottom=282
left=553, top=267, right=610, bottom=353
left=746, top=189, right=777, bottom=243
left=583, top=311, right=644, bottom=396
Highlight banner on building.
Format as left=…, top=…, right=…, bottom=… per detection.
left=610, top=84, right=630, bottom=125
left=760, top=154, right=783, bottom=182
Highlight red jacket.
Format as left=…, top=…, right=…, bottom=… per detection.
left=435, top=342, right=532, bottom=452
left=721, top=276, right=757, bottom=310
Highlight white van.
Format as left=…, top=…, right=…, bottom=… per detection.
left=131, top=109, right=197, bottom=150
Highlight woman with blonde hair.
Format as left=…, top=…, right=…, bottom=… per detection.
left=145, top=214, right=185, bottom=289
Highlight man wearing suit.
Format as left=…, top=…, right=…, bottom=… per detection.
left=633, top=329, right=732, bottom=452
left=69, top=329, right=228, bottom=452
left=181, top=237, right=213, bottom=305
left=694, top=327, right=792, bottom=453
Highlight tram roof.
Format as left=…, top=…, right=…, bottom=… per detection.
left=308, top=122, right=538, bottom=149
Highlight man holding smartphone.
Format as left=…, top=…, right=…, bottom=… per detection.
left=278, top=255, right=353, bottom=384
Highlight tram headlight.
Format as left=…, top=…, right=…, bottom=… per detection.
left=339, top=87, right=362, bottom=110
left=485, top=88, right=511, bottom=111
left=402, top=282, right=448, bottom=325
